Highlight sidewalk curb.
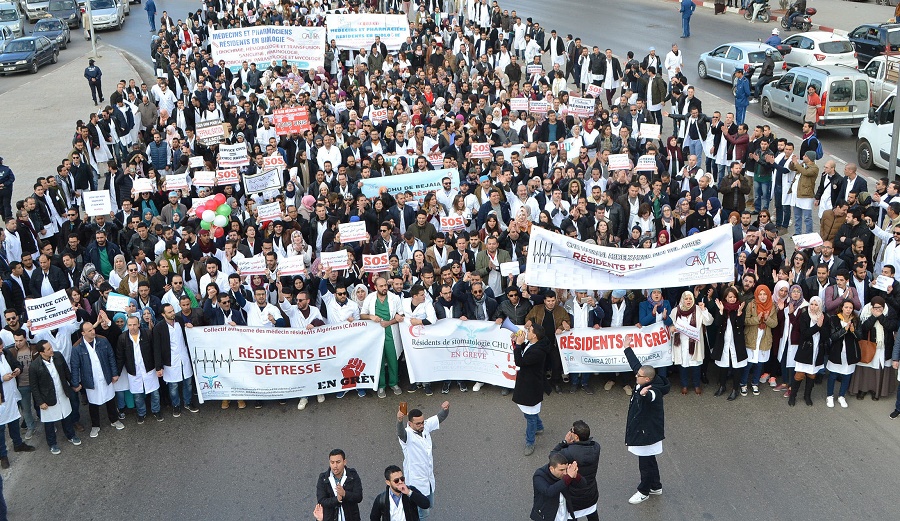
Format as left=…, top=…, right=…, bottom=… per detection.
left=672, top=0, right=840, bottom=33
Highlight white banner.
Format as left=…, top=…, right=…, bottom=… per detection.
left=244, top=169, right=283, bottom=194
left=558, top=322, right=673, bottom=373
left=525, top=225, right=735, bottom=290
left=216, top=168, right=241, bottom=186
left=256, top=201, right=282, bottom=223
left=470, top=142, right=491, bottom=159
left=219, top=144, right=250, bottom=168
left=187, top=323, right=385, bottom=402
left=397, top=319, right=517, bottom=388
left=639, top=123, right=660, bottom=140
left=608, top=153, right=632, bottom=170
left=235, top=256, right=266, bottom=276
left=106, top=292, right=131, bottom=312
left=568, top=97, right=594, bottom=117
left=326, top=13, right=410, bottom=50
left=358, top=167, right=459, bottom=202
left=25, top=290, right=76, bottom=331
left=339, top=221, right=368, bottom=243
left=792, top=232, right=823, bottom=249
left=278, top=256, right=307, bottom=276
left=635, top=155, right=657, bottom=171
left=193, top=171, right=216, bottom=187
left=440, top=215, right=466, bottom=231
left=210, top=26, right=326, bottom=70
left=82, top=190, right=111, bottom=217
left=321, top=250, right=350, bottom=270
left=165, top=173, right=189, bottom=191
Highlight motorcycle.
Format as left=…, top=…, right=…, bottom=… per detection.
left=780, top=6, right=816, bottom=32
left=743, top=0, right=772, bottom=23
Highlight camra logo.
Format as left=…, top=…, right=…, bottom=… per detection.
left=317, top=358, right=375, bottom=390
left=685, top=244, right=721, bottom=267
left=199, top=374, right=223, bottom=390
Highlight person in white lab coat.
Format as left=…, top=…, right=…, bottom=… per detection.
left=117, top=316, right=163, bottom=423
left=152, top=303, right=198, bottom=416
left=70, top=321, right=125, bottom=438
left=0, top=346, right=35, bottom=467
left=402, top=285, right=438, bottom=394
left=29, top=340, right=81, bottom=454
left=396, top=401, right=450, bottom=521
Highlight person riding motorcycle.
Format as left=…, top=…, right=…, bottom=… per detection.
left=752, top=50, right=776, bottom=102
left=750, top=0, right=769, bottom=22
left=787, top=0, right=807, bottom=29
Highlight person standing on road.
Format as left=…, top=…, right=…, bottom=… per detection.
left=512, top=324, right=549, bottom=456
left=316, top=448, right=364, bottom=521
left=549, top=420, right=601, bottom=521
left=0, top=344, right=36, bottom=469
left=733, top=68, right=751, bottom=125
left=369, top=465, right=431, bottom=521
left=117, top=316, right=163, bottom=423
left=679, top=0, right=695, bottom=39
left=145, top=0, right=157, bottom=34
left=397, top=401, right=449, bottom=521
left=622, top=338, right=670, bottom=505
left=29, top=340, right=82, bottom=455
left=529, top=452, right=580, bottom=521
left=69, top=321, right=125, bottom=438
left=84, top=59, right=103, bottom=107
left=0, top=157, right=14, bottom=221
left=152, top=303, right=198, bottom=417
left=360, top=276, right=404, bottom=398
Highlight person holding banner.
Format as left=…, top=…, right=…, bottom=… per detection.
left=671, top=291, right=714, bottom=395
left=512, top=324, right=549, bottom=457
left=360, top=277, right=404, bottom=399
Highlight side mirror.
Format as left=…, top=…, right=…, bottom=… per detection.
left=868, top=107, right=876, bottom=123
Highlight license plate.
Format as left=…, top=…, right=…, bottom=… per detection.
left=3, top=67, right=14, bottom=71
left=829, top=106, right=849, bottom=112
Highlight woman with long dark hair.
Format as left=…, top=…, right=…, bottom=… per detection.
left=826, top=299, right=861, bottom=408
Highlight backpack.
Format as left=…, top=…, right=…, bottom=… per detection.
left=815, top=139, right=824, bottom=160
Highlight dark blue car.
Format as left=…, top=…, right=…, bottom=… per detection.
left=0, top=35, right=58, bottom=74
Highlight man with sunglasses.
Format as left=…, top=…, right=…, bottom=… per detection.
left=369, top=465, right=431, bottom=521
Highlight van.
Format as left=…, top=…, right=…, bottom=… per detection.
left=760, top=65, right=871, bottom=129
left=861, top=54, right=899, bottom=107
left=856, top=88, right=898, bottom=171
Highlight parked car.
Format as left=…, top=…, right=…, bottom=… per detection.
left=0, top=34, right=58, bottom=74
left=861, top=54, right=899, bottom=107
left=88, top=0, right=123, bottom=31
left=0, top=23, right=13, bottom=47
left=777, top=31, right=857, bottom=69
left=47, top=0, right=79, bottom=28
left=848, top=23, right=900, bottom=67
left=0, top=2, right=25, bottom=38
left=20, top=0, right=48, bottom=22
left=32, top=16, right=68, bottom=48
left=697, top=41, right=787, bottom=90
left=760, top=65, right=871, bottom=129
left=857, top=87, right=898, bottom=171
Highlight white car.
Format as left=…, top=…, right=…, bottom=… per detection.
left=88, top=0, right=123, bottom=30
left=779, top=31, right=857, bottom=69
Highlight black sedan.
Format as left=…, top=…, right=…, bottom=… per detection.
left=0, top=35, right=58, bottom=74
left=33, top=18, right=70, bottom=49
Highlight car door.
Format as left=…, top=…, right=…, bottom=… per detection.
left=706, top=45, right=730, bottom=80
left=877, top=95, right=898, bottom=168
left=37, top=38, right=49, bottom=64
left=769, top=72, right=794, bottom=114
left=852, top=27, right=879, bottom=65
left=782, top=35, right=808, bottom=67
left=863, top=59, right=886, bottom=105
left=787, top=73, right=810, bottom=119
left=725, top=46, right=744, bottom=83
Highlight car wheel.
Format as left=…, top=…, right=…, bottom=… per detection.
left=30, top=61, right=38, bottom=74
left=698, top=61, right=708, bottom=79
left=761, top=97, right=773, bottom=117
left=52, top=51, right=58, bottom=63
left=857, top=139, right=874, bottom=170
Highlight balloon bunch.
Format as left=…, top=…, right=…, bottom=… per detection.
left=196, top=194, right=232, bottom=238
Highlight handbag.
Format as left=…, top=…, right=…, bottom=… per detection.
left=859, top=339, right=877, bottom=364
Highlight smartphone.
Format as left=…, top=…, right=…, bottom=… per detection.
left=399, top=401, right=408, bottom=416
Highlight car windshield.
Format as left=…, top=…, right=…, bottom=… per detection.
left=889, top=30, right=900, bottom=46
left=4, top=41, right=35, bottom=53
left=49, top=0, right=76, bottom=9
left=748, top=51, right=783, bottom=63
left=91, top=0, right=116, bottom=9
left=35, top=21, right=63, bottom=31
left=0, top=9, right=17, bottom=22
left=819, top=41, right=854, bottom=54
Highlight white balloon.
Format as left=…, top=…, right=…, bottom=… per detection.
left=213, top=215, right=228, bottom=228
left=202, top=210, right=216, bottom=222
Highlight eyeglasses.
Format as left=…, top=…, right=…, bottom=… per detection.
left=128, top=268, right=137, bottom=272
left=173, top=282, right=183, bottom=285
left=67, top=213, right=77, bottom=217
left=392, top=477, right=405, bottom=483
left=472, top=290, right=483, bottom=295
left=380, top=229, right=389, bottom=233
left=336, top=292, right=348, bottom=296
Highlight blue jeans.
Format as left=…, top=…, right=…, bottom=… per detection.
left=827, top=372, right=852, bottom=397
left=754, top=180, right=771, bottom=213
left=43, top=413, right=77, bottom=449
left=148, top=12, right=156, bottom=32
left=685, top=136, right=704, bottom=163
left=894, top=384, right=900, bottom=412
left=18, top=385, right=36, bottom=431
left=133, top=390, right=161, bottom=417
left=570, top=373, right=591, bottom=387
left=682, top=16, right=691, bottom=37
left=524, top=412, right=544, bottom=446
left=418, top=490, right=434, bottom=521
left=794, top=206, right=813, bottom=234
left=741, top=362, right=763, bottom=386
left=679, top=366, right=701, bottom=388
left=776, top=199, right=791, bottom=228
left=167, top=378, right=193, bottom=408
left=0, top=420, right=24, bottom=456
left=68, top=386, right=81, bottom=424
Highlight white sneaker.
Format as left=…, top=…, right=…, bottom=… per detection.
left=649, top=488, right=662, bottom=495
left=826, top=396, right=834, bottom=408
left=297, top=398, right=309, bottom=410
left=838, top=396, right=848, bottom=408
left=472, top=382, right=483, bottom=392
left=89, top=427, right=100, bottom=438
left=316, top=394, right=325, bottom=403
left=110, top=421, right=125, bottom=430
left=628, top=491, right=650, bottom=504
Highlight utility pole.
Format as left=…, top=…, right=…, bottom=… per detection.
left=85, top=0, right=97, bottom=58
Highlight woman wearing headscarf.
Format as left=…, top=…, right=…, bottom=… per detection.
left=775, top=284, right=807, bottom=397
left=706, top=197, right=723, bottom=226
left=764, top=280, right=791, bottom=388
left=826, top=299, right=861, bottom=408
left=108, top=254, right=128, bottom=290
left=350, top=283, right=369, bottom=309
left=298, top=194, right=316, bottom=222
left=653, top=204, right=681, bottom=241
left=850, top=296, right=898, bottom=402
left=655, top=230, right=670, bottom=248
left=712, top=287, right=747, bottom=400
left=285, top=230, right=313, bottom=266
left=743, top=285, right=778, bottom=396
left=672, top=291, right=714, bottom=394
left=793, top=295, right=828, bottom=406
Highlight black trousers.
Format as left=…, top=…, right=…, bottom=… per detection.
left=637, top=455, right=662, bottom=495
left=88, top=79, right=103, bottom=102
left=88, top=398, right=119, bottom=427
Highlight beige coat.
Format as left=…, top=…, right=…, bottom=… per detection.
left=744, top=301, right=779, bottom=351
left=672, top=306, right=714, bottom=366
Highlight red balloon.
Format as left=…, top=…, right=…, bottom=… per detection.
left=214, top=194, right=227, bottom=205
left=213, top=227, right=225, bottom=238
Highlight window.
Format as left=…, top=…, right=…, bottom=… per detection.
left=776, top=73, right=794, bottom=91
left=712, top=46, right=729, bottom=58
left=726, top=47, right=743, bottom=61
left=810, top=79, right=823, bottom=95
left=888, top=30, right=900, bottom=46
left=785, top=36, right=801, bottom=48
left=830, top=79, right=853, bottom=102
left=855, top=79, right=869, bottom=102
left=884, top=95, right=896, bottom=124
left=799, top=38, right=815, bottom=51
left=792, top=75, right=809, bottom=96
left=864, top=61, right=882, bottom=79
left=819, top=41, right=854, bottom=54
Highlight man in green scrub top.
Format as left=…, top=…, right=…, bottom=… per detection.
left=360, top=277, right=405, bottom=399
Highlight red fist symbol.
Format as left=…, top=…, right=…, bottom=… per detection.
left=341, top=358, right=366, bottom=389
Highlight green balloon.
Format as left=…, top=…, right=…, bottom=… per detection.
left=216, top=204, right=232, bottom=217
left=200, top=220, right=212, bottom=230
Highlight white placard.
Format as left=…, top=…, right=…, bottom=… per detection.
left=499, top=261, right=520, bottom=277
left=165, top=173, right=189, bottom=191
left=523, top=156, right=539, bottom=169
left=82, top=190, right=112, bottom=217
left=278, top=256, right=307, bottom=276
left=320, top=250, right=350, bottom=270
left=25, top=290, right=76, bottom=331
left=235, top=256, right=266, bottom=276
left=216, top=168, right=241, bottom=186
left=585, top=84, right=602, bottom=98
left=338, top=221, right=369, bottom=243
left=529, top=100, right=549, bottom=115
left=674, top=320, right=701, bottom=341
left=256, top=202, right=282, bottom=223
left=219, top=143, right=250, bottom=168
left=635, top=155, right=657, bottom=171
left=440, top=215, right=466, bottom=231
left=568, top=96, right=594, bottom=117
left=188, top=156, right=205, bottom=169
left=106, top=292, right=131, bottom=312
left=193, top=171, right=216, bottom=187
left=370, top=108, right=388, bottom=123
left=608, top=153, right=632, bottom=171
left=362, top=253, right=391, bottom=273
left=510, top=98, right=529, bottom=112
left=639, top=123, right=661, bottom=140
left=470, top=142, right=491, bottom=159
left=263, top=156, right=286, bottom=170
left=132, top=178, right=155, bottom=193
left=792, top=232, right=824, bottom=250
left=874, top=275, right=894, bottom=292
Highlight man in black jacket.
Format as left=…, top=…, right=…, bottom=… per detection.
left=529, top=452, right=580, bottom=521
left=30, top=254, right=70, bottom=297
left=316, top=449, right=363, bottom=521
left=623, top=341, right=670, bottom=505
left=550, top=420, right=601, bottom=520
left=369, top=465, right=430, bottom=521
left=29, top=340, right=82, bottom=454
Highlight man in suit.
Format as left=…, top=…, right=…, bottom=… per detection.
left=151, top=303, right=198, bottom=416
left=811, top=241, right=846, bottom=277
left=30, top=254, right=69, bottom=297
left=369, top=465, right=431, bottom=521
left=316, top=449, right=364, bottom=521
left=2, top=261, right=29, bottom=314
left=512, top=323, right=549, bottom=456
left=837, top=163, right=868, bottom=204
left=116, top=315, right=163, bottom=422
left=388, top=193, right=417, bottom=235
left=29, top=340, right=81, bottom=454
left=209, top=293, right=247, bottom=326
left=530, top=452, right=580, bottom=521
left=802, top=264, right=835, bottom=302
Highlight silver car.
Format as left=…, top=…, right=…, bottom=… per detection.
left=88, top=0, right=123, bottom=31
left=698, top=41, right=786, bottom=91
left=0, top=2, right=24, bottom=38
